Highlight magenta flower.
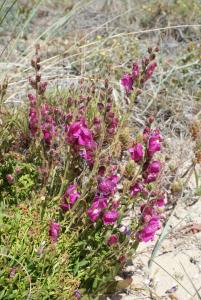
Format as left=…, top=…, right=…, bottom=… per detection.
left=61, top=184, right=80, bottom=211
left=121, top=73, right=133, bottom=94
left=141, top=205, right=158, bottom=223
left=130, top=181, right=143, bottom=197
left=137, top=217, right=160, bottom=242
left=98, top=175, right=119, bottom=195
left=67, top=119, right=95, bottom=149
left=40, top=103, right=49, bottom=115
left=107, top=234, right=118, bottom=246
left=43, top=131, right=51, bottom=143
left=144, top=173, right=158, bottom=184
left=145, top=62, right=157, bottom=80
left=49, top=222, right=60, bottom=243
left=80, top=148, right=95, bottom=167
left=103, top=210, right=119, bottom=225
left=129, top=143, right=143, bottom=162
left=147, top=135, right=161, bottom=157
left=88, top=201, right=102, bottom=222
left=153, top=196, right=167, bottom=207
left=93, top=195, right=108, bottom=209
left=148, top=160, right=161, bottom=174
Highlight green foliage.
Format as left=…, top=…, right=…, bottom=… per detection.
left=0, top=156, right=38, bottom=205
left=0, top=204, right=78, bottom=299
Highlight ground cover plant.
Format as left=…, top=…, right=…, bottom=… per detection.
left=0, top=43, right=169, bottom=299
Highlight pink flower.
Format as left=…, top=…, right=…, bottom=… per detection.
left=80, top=148, right=95, bottom=167
left=153, top=196, right=167, bottom=207
left=129, top=143, right=143, bottom=162
left=98, top=175, right=119, bottom=195
left=121, top=73, right=133, bottom=94
left=93, top=195, right=108, bottom=209
left=49, top=222, right=60, bottom=243
left=141, top=205, right=158, bottom=223
left=88, top=201, right=102, bottom=222
left=143, top=160, right=161, bottom=183
left=67, top=119, right=96, bottom=149
left=61, top=185, right=80, bottom=211
left=103, top=210, right=119, bottom=225
left=137, top=217, right=160, bottom=242
left=44, top=131, right=52, bottom=143
left=147, top=134, right=161, bottom=157
left=112, top=199, right=120, bottom=209
left=6, top=174, right=14, bottom=184
left=87, top=194, right=108, bottom=222
left=107, top=234, right=118, bottom=246
left=130, top=181, right=143, bottom=197
left=145, top=62, right=157, bottom=80
left=15, top=167, right=22, bottom=174
left=148, top=160, right=161, bottom=174
left=144, top=173, right=158, bottom=184
left=40, top=103, right=50, bottom=116
left=132, top=63, right=140, bottom=80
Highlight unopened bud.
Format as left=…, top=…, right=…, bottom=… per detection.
left=29, top=77, right=37, bottom=89
left=171, top=181, right=183, bottom=194
left=36, top=73, right=41, bottom=82
left=6, top=174, right=14, bottom=184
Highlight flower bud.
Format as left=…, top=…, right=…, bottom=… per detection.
left=6, top=174, right=14, bottom=184
left=171, top=181, right=183, bottom=194
left=36, top=73, right=41, bottom=82
left=107, top=234, right=118, bottom=246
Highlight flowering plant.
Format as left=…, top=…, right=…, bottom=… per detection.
left=0, top=46, right=167, bottom=299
